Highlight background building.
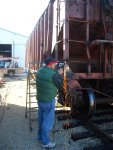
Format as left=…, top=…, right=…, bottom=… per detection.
left=0, top=28, right=28, bottom=68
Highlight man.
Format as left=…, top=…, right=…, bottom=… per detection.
left=36, top=57, right=62, bottom=148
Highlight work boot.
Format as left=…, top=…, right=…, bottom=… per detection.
left=41, top=142, right=56, bottom=148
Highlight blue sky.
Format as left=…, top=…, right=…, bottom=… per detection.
left=0, top=0, right=50, bottom=37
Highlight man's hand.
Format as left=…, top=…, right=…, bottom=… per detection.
left=57, top=68, right=64, bottom=75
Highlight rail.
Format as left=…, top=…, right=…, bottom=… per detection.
left=83, top=120, right=113, bottom=144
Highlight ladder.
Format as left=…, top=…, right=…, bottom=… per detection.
left=25, top=62, right=40, bottom=131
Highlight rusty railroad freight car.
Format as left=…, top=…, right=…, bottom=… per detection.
left=26, top=0, right=113, bottom=119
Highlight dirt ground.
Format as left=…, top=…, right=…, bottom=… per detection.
left=0, top=74, right=70, bottom=150
left=0, top=74, right=41, bottom=150
left=0, top=74, right=86, bottom=150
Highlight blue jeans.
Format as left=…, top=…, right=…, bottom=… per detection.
left=38, top=99, right=55, bottom=145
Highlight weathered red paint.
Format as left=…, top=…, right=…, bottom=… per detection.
left=26, top=0, right=113, bottom=80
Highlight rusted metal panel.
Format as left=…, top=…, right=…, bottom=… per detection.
left=30, top=36, right=33, bottom=63
left=89, top=0, right=102, bottom=22
left=43, top=10, right=48, bottom=58
left=41, top=16, right=44, bottom=61
left=25, top=0, right=113, bottom=80
left=68, top=0, right=86, bottom=19
left=25, top=1, right=54, bottom=68
left=30, top=34, right=34, bottom=69
left=35, top=26, right=39, bottom=69
left=37, top=22, right=40, bottom=68
left=46, top=3, right=53, bottom=55
left=66, top=0, right=101, bottom=22
left=25, top=38, right=30, bottom=67
left=34, top=29, right=37, bottom=69
left=31, top=31, right=34, bottom=70
left=39, top=17, right=43, bottom=64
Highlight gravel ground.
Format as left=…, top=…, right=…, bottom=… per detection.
left=0, top=74, right=40, bottom=150
left=0, top=73, right=109, bottom=150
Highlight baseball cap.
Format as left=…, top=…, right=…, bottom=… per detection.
left=43, top=57, right=58, bottom=66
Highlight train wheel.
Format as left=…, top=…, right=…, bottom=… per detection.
left=71, top=89, right=96, bottom=119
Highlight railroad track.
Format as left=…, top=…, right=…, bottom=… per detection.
left=55, top=104, right=113, bottom=150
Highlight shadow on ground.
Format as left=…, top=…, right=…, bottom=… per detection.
left=0, top=104, right=41, bottom=150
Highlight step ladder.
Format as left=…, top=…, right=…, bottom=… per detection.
left=25, top=62, right=40, bottom=131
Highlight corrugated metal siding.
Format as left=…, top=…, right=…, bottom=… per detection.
left=26, top=0, right=112, bottom=70
left=26, top=1, right=54, bottom=69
